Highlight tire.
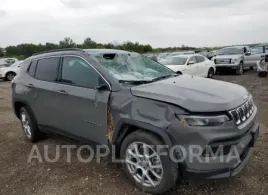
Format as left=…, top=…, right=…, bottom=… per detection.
left=176, top=71, right=182, bottom=75
left=120, top=130, right=178, bottom=194
left=20, top=107, right=42, bottom=142
left=258, top=72, right=267, bottom=77
left=250, top=66, right=254, bottom=70
left=207, top=68, right=214, bottom=78
left=236, top=62, right=244, bottom=75
left=5, top=72, right=16, bottom=81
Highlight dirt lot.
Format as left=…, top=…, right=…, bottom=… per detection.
left=0, top=71, right=268, bottom=195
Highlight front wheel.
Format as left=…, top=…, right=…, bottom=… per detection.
left=120, top=131, right=178, bottom=194
left=236, top=62, right=244, bottom=75
left=207, top=68, right=214, bottom=78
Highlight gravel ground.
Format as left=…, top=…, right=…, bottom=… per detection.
left=0, top=70, right=268, bottom=195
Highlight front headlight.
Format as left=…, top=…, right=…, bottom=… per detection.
left=176, top=114, right=230, bottom=127
left=231, top=58, right=239, bottom=63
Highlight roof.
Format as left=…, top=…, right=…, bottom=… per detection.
left=171, top=54, right=201, bottom=58
left=84, top=49, right=131, bottom=54
left=30, top=48, right=134, bottom=61
left=223, top=45, right=247, bottom=49
left=255, top=43, right=268, bottom=47
left=32, top=48, right=83, bottom=56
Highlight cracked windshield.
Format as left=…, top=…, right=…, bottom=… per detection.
left=92, top=53, right=175, bottom=82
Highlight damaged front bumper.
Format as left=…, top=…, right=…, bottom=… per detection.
left=182, top=122, right=259, bottom=180
left=166, top=106, right=259, bottom=180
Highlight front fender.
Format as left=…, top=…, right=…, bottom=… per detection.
left=113, top=118, right=173, bottom=148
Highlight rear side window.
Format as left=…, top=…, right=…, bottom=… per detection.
left=188, top=56, right=197, bottom=64
left=195, top=56, right=205, bottom=63
left=35, top=58, right=60, bottom=82
left=28, top=61, right=37, bottom=77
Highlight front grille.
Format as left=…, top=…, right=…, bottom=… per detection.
left=215, top=59, right=231, bottom=64
left=229, top=98, right=254, bottom=125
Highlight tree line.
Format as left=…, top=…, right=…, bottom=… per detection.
left=0, top=37, right=220, bottom=59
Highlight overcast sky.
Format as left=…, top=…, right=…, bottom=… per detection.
left=0, top=0, right=267, bottom=48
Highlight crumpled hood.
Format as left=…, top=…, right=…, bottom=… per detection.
left=131, top=75, right=248, bottom=112
left=215, top=54, right=243, bottom=59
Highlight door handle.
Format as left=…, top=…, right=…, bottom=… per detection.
left=26, top=84, right=34, bottom=88
left=261, top=55, right=265, bottom=58
left=56, top=90, right=68, bottom=95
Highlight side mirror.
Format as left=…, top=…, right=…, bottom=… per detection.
left=245, top=51, right=251, bottom=56
left=96, top=76, right=109, bottom=91
left=96, top=83, right=109, bottom=91
left=188, top=60, right=195, bottom=65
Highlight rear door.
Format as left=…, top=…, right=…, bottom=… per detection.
left=186, top=56, right=198, bottom=76
left=53, top=56, right=111, bottom=145
left=195, top=55, right=207, bottom=77
left=25, top=57, right=60, bottom=127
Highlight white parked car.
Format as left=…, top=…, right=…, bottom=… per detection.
left=161, top=54, right=216, bottom=78
left=0, top=60, right=23, bottom=81
left=0, top=58, right=18, bottom=67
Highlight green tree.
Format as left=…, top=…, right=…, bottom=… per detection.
left=59, top=37, right=76, bottom=48
left=0, top=48, right=5, bottom=57
left=82, top=37, right=97, bottom=48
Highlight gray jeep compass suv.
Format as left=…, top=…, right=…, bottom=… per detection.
left=12, top=48, right=259, bottom=194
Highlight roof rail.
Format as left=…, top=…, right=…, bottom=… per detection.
left=32, top=48, right=83, bottom=56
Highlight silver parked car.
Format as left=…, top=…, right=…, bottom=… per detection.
left=212, top=46, right=253, bottom=75
left=245, top=44, right=268, bottom=68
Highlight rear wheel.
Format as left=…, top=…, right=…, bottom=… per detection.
left=258, top=71, right=267, bottom=77
left=20, top=107, right=43, bottom=142
left=5, top=72, right=16, bottom=81
left=236, top=62, right=244, bottom=75
left=120, top=131, right=178, bottom=194
left=207, top=68, right=214, bottom=78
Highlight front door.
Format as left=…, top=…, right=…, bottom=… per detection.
left=53, top=56, right=111, bottom=146
left=244, top=46, right=265, bottom=67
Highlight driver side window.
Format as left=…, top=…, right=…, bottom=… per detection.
left=60, top=56, right=100, bottom=89
left=251, top=46, right=264, bottom=55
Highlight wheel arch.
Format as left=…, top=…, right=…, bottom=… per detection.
left=13, top=99, right=34, bottom=120
left=5, top=71, right=16, bottom=77
left=209, top=66, right=215, bottom=72
left=113, top=119, right=174, bottom=157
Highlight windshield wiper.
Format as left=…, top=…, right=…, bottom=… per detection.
left=150, top=74, right=178, bottom=82
left=119, top=74, right=178, bottom=85
left=118, top=80, right=152, bottom=84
